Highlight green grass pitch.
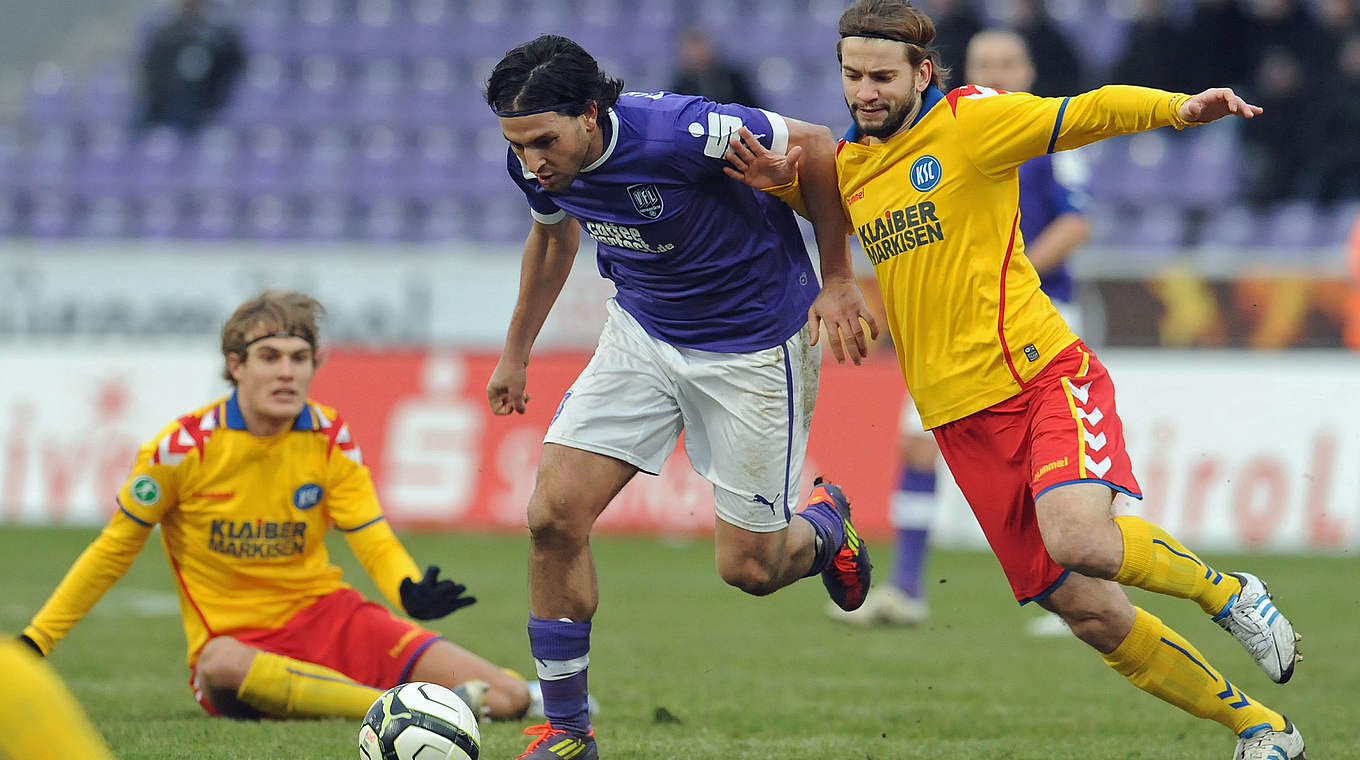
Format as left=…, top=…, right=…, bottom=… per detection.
left=1, top=526, right=1356, bottom=759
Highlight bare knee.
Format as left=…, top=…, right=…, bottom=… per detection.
left=490, top=675, right=532, bottom=720
left=1036, top=484, right=1124, bottom=578
left=527, top=490, right=592, bottom=553
left=1045, top=538, right=1121, bottom=578
left=196, top=636, right=255, bottom=693
left=1042, top=578, right=1136, bottom=654
left=718, top=555, right=781, bottom=596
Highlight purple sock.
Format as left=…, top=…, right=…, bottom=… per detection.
left=798, top=500, right=846, bottom=577
left=527, top=615, right=592, bottom=734
left=894, top=528, right=929, bottom=598
left=892, top=467, right=935, bottom=598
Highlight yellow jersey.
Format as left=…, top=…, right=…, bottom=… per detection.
left=24, top=392, right=421, bottom=665
left=837, top=84, right=1191, bottom=428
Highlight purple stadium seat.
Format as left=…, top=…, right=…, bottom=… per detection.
left=80, top=64, right=135, bottom=125
left=1322, top=202, right=1360, bottom=247
left=23, top=62, right=75, bottom=125
left=183, top=192, right=239, bottom=239
left=293, top=0, right=346, bottom=57
left=1260, top=201, right=1325, bottom=251
left=242, top=192, right=298, bottom=240
left=182, top=124, right=240, bottom=192
left=22, top=125, right=78, bottom=192
left=125, top=127, right=186, bottom=195
left=300, top=193, right=352, bottom=240
left=26, top=190, right=78, bottom=238
left=1197, top=205, right=1260, bottom=248
left=240, top=1, right=293, bottom=57
left=72, top=122, right=133, bottom=195
left=77, top=193, right=132, bottom=238
left=222, top=55, right=290, bottom=125
left=288, top=55, right=351, bottom=126
left=295, top=124, right=354, bottom=194
left=235, top=124, right=298, bottom=195
left=349, top=58, right=408, bottom=124
left=1124, top=204, right=1190, bottom=251
left=349, top=124, right=410, bottom=195
left=0, top=191, right=20, bottom=236
left=414, top=195, right=476, bottom=241
left=135, top=192, right=183, bottom=238
left=1176, top=129, right=1241, bottom=209
left=355, top=194, right=413, bottom=242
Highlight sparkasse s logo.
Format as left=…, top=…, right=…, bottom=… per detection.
left=688, top=112, right=745, bottom=158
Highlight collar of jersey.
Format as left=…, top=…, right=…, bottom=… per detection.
left=580, top=107, right=620, bottom=174
left=842, top=84, right=944, bottom=144
left=223, top=390, right=316, bottom=432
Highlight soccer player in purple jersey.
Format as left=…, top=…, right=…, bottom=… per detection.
left=483, top=35, right=878, bottom=760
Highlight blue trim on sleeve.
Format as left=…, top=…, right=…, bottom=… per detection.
left=1019, top=568, right=1071, bottom=606
left=398, top=635, right=444, bottom=684
left=338, top=515, right=385, bottom=533
left=117, top=501, right=153, bottom=527
left=1046, top=97, right=1070, bottom=154
left=1035, top=478, right=1143, bottom=501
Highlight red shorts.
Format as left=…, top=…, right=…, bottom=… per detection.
left=190, top=587, right=441, bottom=716
left=933, top=341, right=1141, bottom=604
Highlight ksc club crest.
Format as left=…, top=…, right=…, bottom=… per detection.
left=627, top=183, right=664, bottom=219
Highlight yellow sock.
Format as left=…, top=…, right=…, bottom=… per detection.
left=1112, top=515, right=1241, bottom=615
left=237, top=651, right=383, bottom=720
left=1103, top=607, right=1284, bottom=736
left=0, top=640, right=115, bottom=760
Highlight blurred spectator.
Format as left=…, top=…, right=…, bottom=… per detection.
left=1181, top=0, right=1254, bottom=91
left=1312, top=34, right=1360, bottom=203
left=1009, top=0, right=1084, bottom=96
left=1244, top=0, right=1331, bottom=75
left=1241, top=47, right=1308, bottom=204
left=669, top=27, right=761, bottom=107
left=139, top=0, right=245, bottom=133
left=918, top=0, right=983, bottom=87
left=1110, top=0, right=1182, bottom=91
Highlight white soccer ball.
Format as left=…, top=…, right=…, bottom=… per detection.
left=358, top=682, right=482, bottom=760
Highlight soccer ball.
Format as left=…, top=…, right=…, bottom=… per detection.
left=358, top=682, right=482, bottom=760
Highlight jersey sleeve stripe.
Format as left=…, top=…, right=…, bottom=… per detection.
left=758, top=109, right=790, bottom=155
left=531, top=208, right=567, bottom=224
left=116, top=500, right=153, bottom=527
left=1046, top=97, right=1071, bottom=154
left=337, top=515, right=385, bottom=533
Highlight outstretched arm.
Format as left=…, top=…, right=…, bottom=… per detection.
left=487, top=217, right=582, bottom=414
left=725, top=125, right=880, bottom=364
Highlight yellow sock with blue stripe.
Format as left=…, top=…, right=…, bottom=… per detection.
left=237, top=651, right=382, bottom=720
left=1103, top=607, right=1284, bottom=736
left=1112, top=515, right=1241, bottom=615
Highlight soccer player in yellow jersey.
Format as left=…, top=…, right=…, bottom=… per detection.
left=729, top=1, right=1306, bottom=757
left=17, top=291, right=531, bottom=723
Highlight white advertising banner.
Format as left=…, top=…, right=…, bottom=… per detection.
left=0, top=347, right=1357, bottom=554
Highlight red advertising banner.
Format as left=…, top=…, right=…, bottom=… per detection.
left=311, top=350, right=908, bottom=538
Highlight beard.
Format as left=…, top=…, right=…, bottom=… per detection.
left=851, top=91, right=920, bottom=140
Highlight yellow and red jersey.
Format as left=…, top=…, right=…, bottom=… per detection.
left=837, top=84, right=1191, bottom=428
left=24, top=392, right=421, bottom=665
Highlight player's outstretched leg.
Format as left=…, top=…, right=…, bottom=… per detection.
left=1111, top=516, right=1301, bottom=683
left=797, top=478, right=871, bottom=611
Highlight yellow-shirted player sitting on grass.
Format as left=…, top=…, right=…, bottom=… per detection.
left=17, top=290, right=531, bottom=723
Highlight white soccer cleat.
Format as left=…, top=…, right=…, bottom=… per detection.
left=1233, top=718, right=1306, bottom=760
left=452, top=679, right=491, bottom=721
left=825, top=585, right=928, bottom=627
left=1214, top=572, right=1300, bottom=684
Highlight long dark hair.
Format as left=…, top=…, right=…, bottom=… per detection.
left=485, top=34, right=625, bottom=117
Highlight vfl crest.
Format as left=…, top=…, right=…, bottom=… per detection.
left=627, top=184, right=664, bottom=219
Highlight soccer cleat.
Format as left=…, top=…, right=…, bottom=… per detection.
left=1233, top=718, right=1306, bottom=760
left=805, top=478, right=872, bottom=612
left=516, top=722, right=598, bottom=760
left=825, top=585, right=927, bottom=626
left=1213, top=572, right=1300, bottom=684
left=451, top=679, right=490, bottom=721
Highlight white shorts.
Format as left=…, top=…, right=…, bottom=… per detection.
left=545, top=298, right=819, bottom=532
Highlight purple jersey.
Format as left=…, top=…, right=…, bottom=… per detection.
left=1017, top=150, right=1090, bottom=305
left=507, top=92, right=818, bottom=353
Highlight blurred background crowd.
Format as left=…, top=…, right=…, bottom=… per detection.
left=0, top=0, right=1356, bottom=347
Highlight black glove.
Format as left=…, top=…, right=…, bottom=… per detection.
left=400, top=565, right=477, bottom=620
left=17, top=634, right=43, bottom=656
